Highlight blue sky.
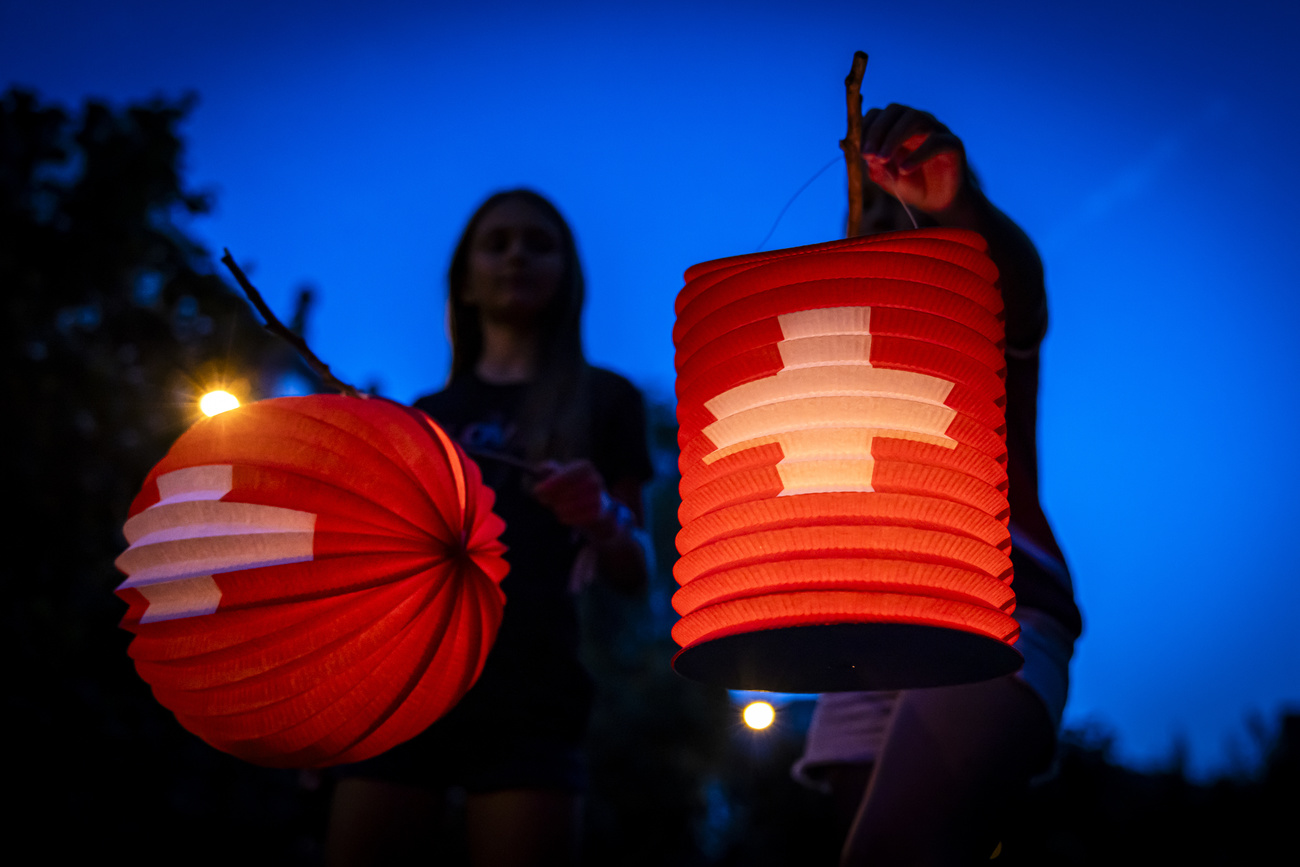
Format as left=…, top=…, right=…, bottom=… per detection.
left=6, top=0, right=1298, bottom=779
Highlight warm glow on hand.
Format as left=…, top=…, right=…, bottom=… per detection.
left=743, top=701, right=775, bottom=729
left=860, top=104, right=968, bottom=215
left=866, top=133, right=964, bottom=214
left=200, top=390, right=240, bottom=417
left=531, top=459, right=607, bottom=528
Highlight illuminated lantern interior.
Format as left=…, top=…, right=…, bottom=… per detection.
left=114, top=394, right=508, bottom=768
left=671, top=228, right=1023, bottom=692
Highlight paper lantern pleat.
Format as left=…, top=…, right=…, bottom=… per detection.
left=201, top=575, right=495, bottom=768
left=678, top=333, right=1008, bottom=415
left=678, top=429, right=1010, bottom=497
left=671, top=230, right=1022, bottom=691
left=675, top=492, right=1011, bottom=555
left=139, top=574, right=447, bottom=696
left=182, top=574, right=474, bottom=748
left=676, top=275, right=1005, bottom=349
left=671, top=559, right=1016, bottom=617
left=677, top=364, right=1006, bottom=438
left=144, top=586, right=426, bottom=714
left=115, top=394, right=508, bottom=767
left=678, top=458, right=1012, bottom=527
left=679, top=396, right=1009, bottom=473
left=674, top=525, right=1013, bottom=587
left=676, top=301, right=1007, bottom=376
left=677, top=229, right=1001, bottom=310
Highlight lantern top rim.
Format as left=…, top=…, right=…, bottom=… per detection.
left=682, top=227, right=989, bottom=283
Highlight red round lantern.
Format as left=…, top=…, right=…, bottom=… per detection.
left=671, top=228, right=1022, bottom=692
left=114, top=394, right=508, bottom=768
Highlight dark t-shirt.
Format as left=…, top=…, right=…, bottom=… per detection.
left=412, top=366, right=653, bottom=741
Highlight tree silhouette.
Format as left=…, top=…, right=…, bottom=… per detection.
left=3, top=87, right=323, bottom=862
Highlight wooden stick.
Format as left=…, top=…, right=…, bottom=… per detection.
left=220, top=249, right=363, bottom=399
left=840, top=51, right=869, bottom=237
left=462, top=446, right=543, bottom=475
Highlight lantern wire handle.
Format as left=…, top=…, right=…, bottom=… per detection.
left=462, top=445, right=543, bottom=475
left=758, top=51, right=925, bottom=250
left=898, top=197, right=920, bottom=229
left=220, top=249, right=363, bottom=399
left=755, top=154, right=842, bottom=252
left=841, top=50, right=869, bottom=237
left=887, top=176, right=921, bottom=230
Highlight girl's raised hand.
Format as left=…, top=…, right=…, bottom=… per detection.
left=531, top=459, right=607, bottom=529
left=861, top=104, right=968, bottom=215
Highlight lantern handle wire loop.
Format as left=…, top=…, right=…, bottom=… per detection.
left=462, top=446, right=543, bottom=475
left=220, top=248, right=363, bottom=399
left=878, top=169, right=921, bottom=230
left=757, top=50, right=924, bottom=253
left=755, top=155, right=842, bottom=252
left=894, top=185, right=920, bottom=229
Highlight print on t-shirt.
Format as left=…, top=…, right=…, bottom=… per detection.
left=460, top=416, right=518, bottom=456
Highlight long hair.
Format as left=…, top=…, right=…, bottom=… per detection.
left=446, top=189, right=591, bottom=461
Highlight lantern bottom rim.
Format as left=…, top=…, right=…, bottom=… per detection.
left=671, top=622, right=1023, bottom=693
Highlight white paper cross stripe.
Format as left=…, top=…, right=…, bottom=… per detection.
left=698, top=307, right=960, bottom=496
left=115, top=465, right=318, bottom=623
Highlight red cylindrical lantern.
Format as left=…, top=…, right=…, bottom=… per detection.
left=671, top=228, right=1023, bottom=692
left=114, top=395, right=508, bottom=768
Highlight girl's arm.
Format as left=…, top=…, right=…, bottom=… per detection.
left=531, top=461, right=649, bottom=594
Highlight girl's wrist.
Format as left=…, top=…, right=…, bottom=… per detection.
left=583, top=492, right=635, bottom=543
left=928, top=173, right=991, bottom=229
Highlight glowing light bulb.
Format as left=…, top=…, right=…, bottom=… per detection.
left=200, top=390, right=240, bottom=417
left=743, top=701, right=775, bottom=730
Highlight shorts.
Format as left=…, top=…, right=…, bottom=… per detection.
left=792, top=605, right=1075, bottom=790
